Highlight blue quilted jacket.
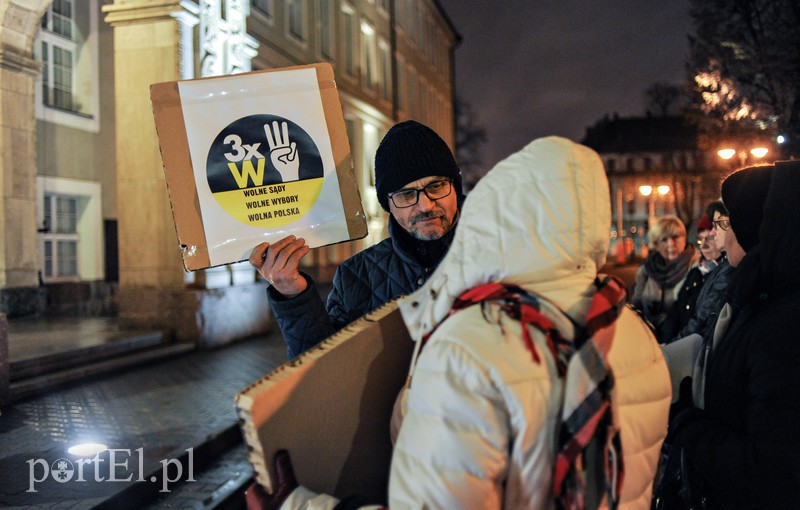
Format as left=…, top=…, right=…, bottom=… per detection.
left=268, top=214, right=458, bottom=359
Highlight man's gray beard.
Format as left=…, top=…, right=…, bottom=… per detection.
left=411, top=229, right=443, bottom=241
left=409, top=212, right=451, bottom=241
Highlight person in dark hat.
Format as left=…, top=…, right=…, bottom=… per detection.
left=248, top=120, right=464, bottom=359
left=663, top=161, right=800, bottom=509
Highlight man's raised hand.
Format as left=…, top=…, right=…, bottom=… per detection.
left=248, top=235, right=310, bottom=298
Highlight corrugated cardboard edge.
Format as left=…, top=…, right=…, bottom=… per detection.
left=150, top=63, right=367, bottom=271
left=234, top=299, right=407, bottom=498
left=150, top=80, right=211, bottom=270
left=314, top=64, right=368, bottom=242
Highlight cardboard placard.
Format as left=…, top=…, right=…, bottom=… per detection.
left=150, top=63, right=367, bottom=270
left=235, top=301, right=414, bottom=504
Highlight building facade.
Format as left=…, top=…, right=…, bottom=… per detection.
left=581, top=114, right=709, bottom=259
left=583, top=114, right=782, bottom=261
left=0, top=0, right=459, bottom=345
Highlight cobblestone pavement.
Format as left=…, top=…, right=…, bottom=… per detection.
left=0, top=331, right=289, bottom=509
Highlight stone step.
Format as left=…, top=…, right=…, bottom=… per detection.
left=9, top=342, right=196, bottom=402
left=10, top=330, right=168, bottom=380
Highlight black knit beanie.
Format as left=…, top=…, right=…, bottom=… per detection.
left=720, top=164, right=774, bottom=252
left=374, top=120, right=462, bottom=211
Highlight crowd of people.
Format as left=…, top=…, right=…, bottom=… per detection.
left=245, top=119, right=800, bottom=509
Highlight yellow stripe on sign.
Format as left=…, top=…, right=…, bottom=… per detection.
left=213, top=177, right=325, bottom=228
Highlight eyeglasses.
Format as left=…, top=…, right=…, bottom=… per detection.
left=713, top=219, right=730, bottom=231
left=387, top=179, right=453, bottom=208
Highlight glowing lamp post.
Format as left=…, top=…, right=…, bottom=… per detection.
left=717, top=146, right=769, bottom=167
left=639, top=184, right=670, bottom=228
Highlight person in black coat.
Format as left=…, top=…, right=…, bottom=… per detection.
left=248, top=121, right=464, bottom=359
left=661, top=203, right=735, bottom=344
left=667, top=161, right=800, bottom=509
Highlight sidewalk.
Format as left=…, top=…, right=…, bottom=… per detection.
left=0, top=327, right=289, bottom=509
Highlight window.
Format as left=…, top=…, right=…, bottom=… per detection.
left=40, top=0, right=75, bottom=111
left=41, top=41, right=74, bottom=110
left=287, top=0, right=307, bottom=42
left=342, top=6, right=357, bottom=76
left=38, top=177, right=104, bottom=283
left=361, top=21, right=377, bottom=90
left=317, top=0, right=334, bottom=59
left=379, top=41, right=391, bottom=101
left=253, top=0, right=274, bottom=18
left=42, top=194, right=79, bottom=280
left=44, top=0, right=73, bottom=38
left=36, top=0, right=99, bottom=132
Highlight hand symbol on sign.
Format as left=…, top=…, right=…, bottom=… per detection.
left=264, top=121, right=300, bottom=182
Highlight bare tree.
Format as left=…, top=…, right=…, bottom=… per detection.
left=645, top=82, right=685, bottom=116
left=688, top=0, right=800, bottom=157
left=454, top=95, right=487, bottom=191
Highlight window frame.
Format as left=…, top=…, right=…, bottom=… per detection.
left=37, top=176, right=104, bottom=283
left=341, top=4, right=358, bottom=78
left=41, top=193, right=81, bottom=282
left=360, top=20, right=377, bottom=91
left=316, top=0, right=335, bottom=60
left=252, top=0, right=274, bottom=19
left=35, top=0, right=100, bottom=133
left=378, top=39, right=391, bottom=102
left=286, top=0, right=308, bottom=44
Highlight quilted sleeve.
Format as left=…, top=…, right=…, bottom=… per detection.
left=674, top=264, right=733, bottom=341
left=267, top=273, right=337, bottom=359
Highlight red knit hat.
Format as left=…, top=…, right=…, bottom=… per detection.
left=696, top=214, right=713, bottom=233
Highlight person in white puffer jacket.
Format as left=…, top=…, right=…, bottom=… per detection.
left=247, top=137, right=671, bottom=510
left=389, top=136, right=671, bottom=509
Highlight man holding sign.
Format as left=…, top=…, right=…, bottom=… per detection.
left=249, top=120, right=464, bottom=359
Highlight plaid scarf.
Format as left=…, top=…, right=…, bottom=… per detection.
left=422, top=275, right=627, bottom=510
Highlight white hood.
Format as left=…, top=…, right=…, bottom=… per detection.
left=398, top=136, right=611, bottom=340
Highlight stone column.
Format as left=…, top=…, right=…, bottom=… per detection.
left=103, top=1, right=271, bottom=345
left=103, top=1, right=192, bottom=334
left=0, top=1, right=46, bottom=315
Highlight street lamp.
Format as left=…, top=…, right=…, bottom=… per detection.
left=717, top=146, right=769, bottom=167
left=639, top=184, right=670, bottom=227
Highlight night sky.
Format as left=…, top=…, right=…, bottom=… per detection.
left=437, top=0, right=694, bottom=171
